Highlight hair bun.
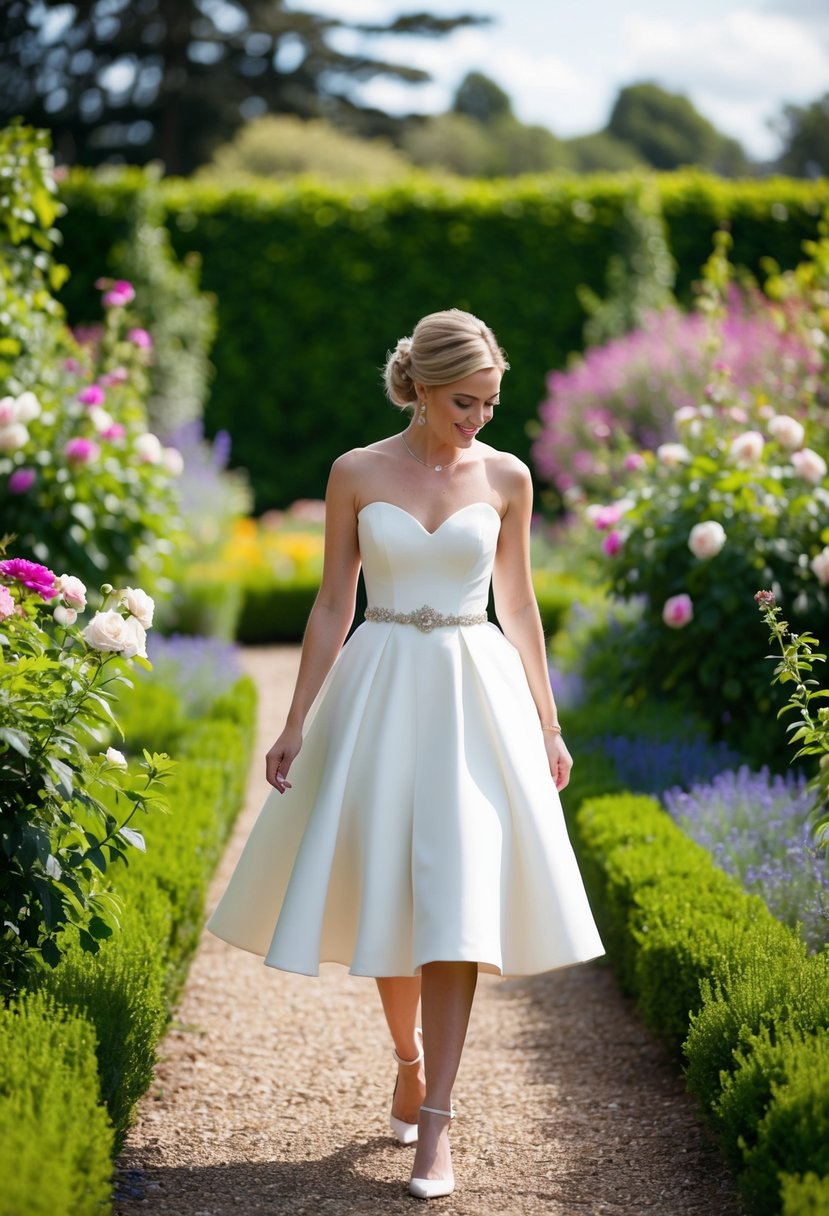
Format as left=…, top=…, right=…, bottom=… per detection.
left=395, top=336, right=413, bottom=364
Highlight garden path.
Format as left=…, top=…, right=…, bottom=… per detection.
left=115, top=645, right=745, bottom=1216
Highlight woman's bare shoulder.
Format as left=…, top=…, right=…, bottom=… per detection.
left=477, top=442, right=532, bottom=496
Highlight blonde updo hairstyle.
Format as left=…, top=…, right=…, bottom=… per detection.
left=383, top=309, right=508, bottom=411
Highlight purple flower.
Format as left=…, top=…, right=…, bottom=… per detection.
left=78, top=384, right=105, bottom=407
left=602, top=529, right=624, bottom=557
left=127, top=327, right=153, bottom=350
left=0, top=557, right=57, bottom=599
left=102, top=279, right=135, bottom=308
left=65, top=436, right=100, bottom=464
left=8, top=467, right=35, bottom=494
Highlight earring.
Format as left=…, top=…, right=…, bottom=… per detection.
left=417, top=400, right=427, bottom=426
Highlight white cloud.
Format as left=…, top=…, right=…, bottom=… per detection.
left=619, top=9, right=829, bottom=157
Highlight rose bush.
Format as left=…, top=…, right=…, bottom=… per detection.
left=0, top=121, right=184, bottom=594
left=0, top=550, right=175, bottom=997
left=575, top=231, right=829, bottom=759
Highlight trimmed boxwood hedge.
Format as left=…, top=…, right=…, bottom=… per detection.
left=57, top=170, right=829, bottom=510
left=572, top=791, right=829, bottom=1216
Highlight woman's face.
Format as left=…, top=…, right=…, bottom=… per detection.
left=418, top=367, right=501, bottom=447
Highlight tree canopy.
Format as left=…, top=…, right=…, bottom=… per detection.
left=608, top=82, right=751, bottom=176
left=0, top=0, right=486, bottom=175
left=774, top=93, right=829, bottom=178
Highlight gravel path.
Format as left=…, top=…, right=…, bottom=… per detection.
left=115, top=646, right=745, bottom=1216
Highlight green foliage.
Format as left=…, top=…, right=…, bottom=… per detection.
left=110, top=181, right=217, bottom=434
left=236, top=580, right=320, bottom=644
left=564, top=131, right=642, bottom=173
left=202, top=114, right=414, bottom=185
left=0, top=560, right=174, bottom=994
left=775, top=93, right=829, bottom=179
left=55, top=169, right=829, bottom=511
left=0, top=991, right=113, bottom=1216
left=781, top=1171, right=829, bottom=1215
left=608, top=83, right=752, bottom=176
left=402, top=111, right=573, bottom=177
left=452, top=71, right=513, bottom=122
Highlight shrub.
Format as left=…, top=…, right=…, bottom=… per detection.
left=0, top=991, right=113, bottom=1216
left=781, top=1171, right=829, bottom=1215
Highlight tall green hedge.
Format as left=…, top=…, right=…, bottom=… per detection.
left=57, top=171, right=829, bottom=510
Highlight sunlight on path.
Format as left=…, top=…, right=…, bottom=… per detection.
left=115, top=646, right=744, bottom=1216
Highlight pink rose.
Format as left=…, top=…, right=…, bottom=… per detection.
left=53, top=604, right=78, bottom=627
left=811, top=548, right=829, bottom=586
left=0, top=557, right=56, bottom=599
left=102, top=280, right=135, bottom=308
left=8, top=467, right=35, bottom=494
left=593, top=503, right=624, bottom=531
left=688, top=521, right=726, bottom=560
left=791, top=448, right=827, bottom=484
left=663, top=593, right=693, bottom=629
left=729, top=431, right=764, bottom=464
left=768, top=414, right=805, bottom=450
left=101, top=422, right=126, bottom=442
left=78, top=384, right=105, bottom=406
left=65, top=437, right=100, bottom=464
left=127, top=327, right=153, bottom=350
left=623, top=452, right=645, bottom=472
left=0, top=585, right=14, bottom=621
left=100, top=368, right=129, bottom=387
left=54, top=573, right=87, bottom=610
left=602, top=529, right=623, bottom=557
left=0, top=397, right=17, bottom=426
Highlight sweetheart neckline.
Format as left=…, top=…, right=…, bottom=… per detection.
left=357, top=500, right=501, bottom=537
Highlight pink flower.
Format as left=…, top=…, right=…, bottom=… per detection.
left=102, top=279, right=135, bottom=308
left=811, top=548, right=829, bottom=586
left=127, top=327, right=153, bottom=350
left=134, top=432, right=162, bottom=464
left=602, top=529, right=623, bottom=557
left=100, top=367, right=129, bottom=387
left=64, top=357, right=81, bottom=373
left=791, top=448, right=827, bottom=484
left=593, top=503, right=625, bottom=531
left=78, top=384, right=105, bottom=406
left=0, top=585, right=14, bottom=621
left=729, top=431, right=765, bottom=464
left=623, top=452, right=645, bottom=472
left=65, top=436, right=100, bottom=464
left=688, top=521, right=727, bottom=560
left=162, top=446, right=184, bottom=476
left=0, top=397, right=18, bottom=426
left=53, top=604, right=78, bottom=627
left=768, top=414, right=805, bottom=449
left=8, top=467, right=35, bottom=494
left=0, top=557, right=57, bottom=599
left=0, top=423, right=29, bottom=453
left=662, top=593, right=693, bottom=629
left=101, top=422, right=126, bottom=442
left=54, top=573, right=87, bottom=610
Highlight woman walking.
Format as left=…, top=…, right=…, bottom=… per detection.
left=208, top=308, right=604, bottom=1199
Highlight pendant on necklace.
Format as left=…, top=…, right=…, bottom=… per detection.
left=434, top=463, right=444, bottom=472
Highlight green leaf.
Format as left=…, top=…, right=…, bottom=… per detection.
left=0, top=726, right=32, bottom=758
left=117, top=826, right=146, bottom=852
left=87, top=914, right=114, bottom=940
left=40, top=938, right=61, bottom=968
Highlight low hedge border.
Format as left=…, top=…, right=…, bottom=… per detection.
left=572, top=791, right=829, bottom=1216
left=0, top=675, right=257, bottom=1216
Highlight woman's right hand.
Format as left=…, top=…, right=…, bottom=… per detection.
left=265, top=726, right=303, bottom=793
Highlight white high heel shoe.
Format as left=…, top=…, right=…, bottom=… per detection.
left=389, top=1029, right=424, bottom=1145
left=408, top=1105, right=455, bottom=1199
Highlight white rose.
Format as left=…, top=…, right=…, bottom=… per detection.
left=811, top=547, right=829, bottom=586
left=83, top=609, right=128, bottom=653
left=134, top=432, right=163, bottom=464
left=88, top=406, right=115, bottom=434
left=120, top=586, right=154, bottom=628
left=729, top=431, right=765, bottom=464
left=688, top=520, right=727, bottom=560
left=54, top=573, right=87, bottom=610
left=121, top=614, right=148, bottom=659
left=162, top=446, right=184, bottom=476
left=673, top=406, right=698, bottom=427
left=0, top=397, right=18, bottom=426
left=768, top=414, right=805, bottom=450
left=656, top=443, right=691, bottom=467
left=53, top=605, right=78, bottom=627
left=105, top=747, right=128, bottom=769
left=15, top=392, right=41, bottom=423
left=0, top=423, right=29, bottom=452
left=791, top=448, right=828, bottom=484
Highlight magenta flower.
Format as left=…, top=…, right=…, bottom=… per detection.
left=0, top=584, right=14, bottom=621
left=65, top=436, right=100, bottom=464
left=602, top=530, right=624, bottom=557
left=0, top=557, right=57, bottom=599
left=623, top=453, right=645, bottom=472
left=101, top=422, right=126, bottom=442
left=127, top=327, right=153, bottom=350
left=64, top=357, right=81, bottom=373
left=100, top=367, right=129, bottom=387
left=8, top=467, right=35, bottom=494
left=663, top=593, right=694, bottom=629
left=102, top=279, right=135, bottom=308
left=78, top=384, right=105, bottom=407
left=593, top=503, right=624, bottom=532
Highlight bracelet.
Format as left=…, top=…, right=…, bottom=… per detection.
left=541, top=723, right=562, bottom=735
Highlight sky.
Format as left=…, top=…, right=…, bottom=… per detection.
left=288, top=0, right=829, bottom=162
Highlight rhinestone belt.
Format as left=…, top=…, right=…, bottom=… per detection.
left=365, top=604, right=488, bottom=633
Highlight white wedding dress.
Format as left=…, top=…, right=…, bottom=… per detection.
left=208, top=500, right=604, bottom=977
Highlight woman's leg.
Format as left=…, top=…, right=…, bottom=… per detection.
left=412, top=961, right=478, bottom=1182
left=376, top=976, right=425, bottom=1123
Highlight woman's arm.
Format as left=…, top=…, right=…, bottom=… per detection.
left=265, top=454, right=362, bottom=791
left=491, top=459, right=573, bottom=791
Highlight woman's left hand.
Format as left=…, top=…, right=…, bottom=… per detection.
left=544, top=732, right=573, bottom=792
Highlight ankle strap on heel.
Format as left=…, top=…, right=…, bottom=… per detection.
left=420, top=1104, right=455, bottom=1118
left=392, top=1027, right=423, bottom=1067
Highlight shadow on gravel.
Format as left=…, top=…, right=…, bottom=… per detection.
left=494, top=963, right=747, bottom=1216
left=117, top=1136, right=439, bottom=1216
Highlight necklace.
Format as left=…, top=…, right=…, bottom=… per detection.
left=400, top=433, right=464, bottom=472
